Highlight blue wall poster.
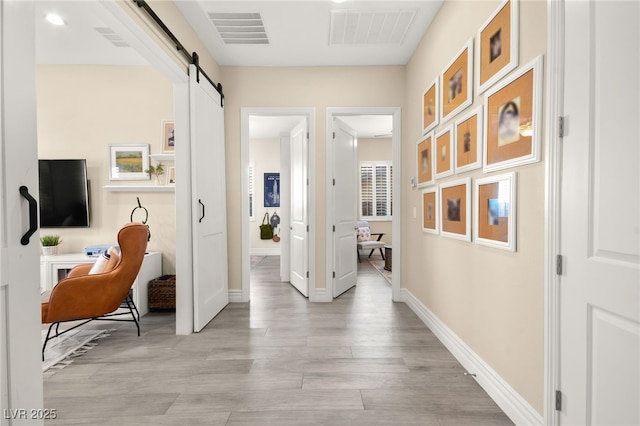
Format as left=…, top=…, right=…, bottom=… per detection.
left=264, top=172, right=280, bottom=207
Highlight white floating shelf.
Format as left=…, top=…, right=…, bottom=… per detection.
left=149, top=154, right=175, bottom=161
left=103, top=185, right=175, bottom=193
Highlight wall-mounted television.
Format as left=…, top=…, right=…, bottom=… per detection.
left=38, top=159, right=90, bottom=228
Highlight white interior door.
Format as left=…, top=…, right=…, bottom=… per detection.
left=332, top=119, right=358, bottom=297
left=559, top=2, right=640, bottom=424
left=190, top=65, right=228, bottom=332
left=0, top=0, right=45, bottom=417
left=279, top=132, right=291, bottom=282
left=289, top=120, right=308, bottom=296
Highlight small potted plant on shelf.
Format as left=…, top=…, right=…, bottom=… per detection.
left=145, top=162, right=165, bottom=185
left=40, top=235, right=62, bottom=256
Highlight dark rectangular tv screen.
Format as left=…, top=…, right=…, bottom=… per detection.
left=38, top=159, right=90, bottom=228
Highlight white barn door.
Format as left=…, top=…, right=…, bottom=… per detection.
left=332, top=119, right=358, bottom=297
left=190, top=65, right=228, bottom=332
left=559, top=1, right=640, bottom=424
left=0, top=0, right=45, bottom=419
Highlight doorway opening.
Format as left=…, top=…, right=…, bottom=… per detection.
left=241, top=108, right=316, bottom=302
left=326, top=107, right=402, bottom=302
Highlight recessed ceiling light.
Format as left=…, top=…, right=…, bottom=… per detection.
left=45, top=13, right=65, bottom=26
left=332, top=0, right=348, bottom=3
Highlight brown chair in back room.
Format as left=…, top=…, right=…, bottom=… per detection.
left=41, top=222, right=149, bottom=359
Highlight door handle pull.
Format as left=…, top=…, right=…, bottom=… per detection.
left=19, top=186, right=38, bottom=245
left=198, top=199, right=205, bottom=223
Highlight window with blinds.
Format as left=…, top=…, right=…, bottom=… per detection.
left=360, top=161, right=392, bottom=220
left=248, top=163, right=255, bottom=221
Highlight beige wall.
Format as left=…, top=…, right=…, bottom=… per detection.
left=358, top=137, right=392, bottom=242
left=250, top=138, right=281, bottom=251
left=403, top=0, right=547, bottom=414
left=36, top=65, right=176, bottom=274
left=220, top=66, right=405, bottom=290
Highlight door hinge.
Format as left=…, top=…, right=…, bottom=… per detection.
left=558, top=116, right=565, bottom=138
left=307, top=225, right=309, bottom=232
left=307, top=178, right=309, bottom=186
left=333, top=225, right=335, bottom=232
left=556, top=254, right=563, bottom=275
left=333, top=271, right=336, bottom=279
left=332, top=131, right=335, bottom=139
left=333, top=178, right=336, bottom=186
left=555, top=390, right=562, bottom=411
left=307, top=132, right=309, bottom=140
left=306, top=271, right=309, bottom=278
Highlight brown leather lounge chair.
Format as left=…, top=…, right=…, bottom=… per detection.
left=41, top=223, right=149, bottom=359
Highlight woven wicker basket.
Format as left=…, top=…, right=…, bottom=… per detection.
left=148, top=275, right=176, bottom=311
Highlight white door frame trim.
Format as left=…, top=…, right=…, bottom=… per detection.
left=544, top=0, right=563, bottom=424
left=240, top=107, right=316, bottom=302
left=99, top=0, right=194, bottom=334
left=326, top=107, right=402, bottom=302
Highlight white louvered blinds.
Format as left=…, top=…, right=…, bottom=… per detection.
left=360, top=161, right=392, bottom=220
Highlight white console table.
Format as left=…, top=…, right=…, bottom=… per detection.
left=40, top=252, right=162, bottom=317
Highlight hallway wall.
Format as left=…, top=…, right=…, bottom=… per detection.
left=403, top=0, right=547, bottom=414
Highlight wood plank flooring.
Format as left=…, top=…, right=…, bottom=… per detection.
left=44, top=256, right=513, bottom=425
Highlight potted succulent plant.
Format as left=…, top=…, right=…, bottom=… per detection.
left=40, top=235, right=62, bottom=256
left=145, top=162, right=165, bottom=185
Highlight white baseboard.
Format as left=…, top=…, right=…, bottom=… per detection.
left=401, top=288, right=544, bottom=426
left=250, top=248, right=280, bottom=256
left=228, top=289, right=244, bottom=303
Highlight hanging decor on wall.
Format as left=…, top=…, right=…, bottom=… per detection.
left=416, top=134, right=434, bottom=187
left=476, top=0, right=519, bottom=94
left=440, top=38, right=474, bottom=124
left=263, top=172, right=280, bottom=207
left=109, top=144, right=150, bottom=181
left=474, top=172, right=517, bottom=251
left=422, top=187, right=439, bottom=235
left=439, top=177, right=471, bottom=242
left=454, top=105, right=484, bottom=174
left=434, top=126, right=454, bottom=180
left=422, top=77, right=440, bottom=134
left=162, top=120, right=175, bottom=153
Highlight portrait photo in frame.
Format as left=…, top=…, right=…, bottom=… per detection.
left=422, top=187, right=439, bottom=234
left=439, top=177, right=471, bottom=242
left=477, top=0, right=519, bottom=94
left=416, top=133, right=434, bottom=187
left=109, top=144, right=150, bottom=181
left=483, top=55, right=543, bottom=172
left=454, top=106, right=484, bottom=173
left=422, top=77, right=439, bottom=134
left=474, top=172, right=516, bottom=251
left=167, top=166, right=176, bottom=185
left=162, top=120, right=175, bottom=153
left=434, top=126, right=454, bottom=180
left=440, top=38, right=474, bottom=124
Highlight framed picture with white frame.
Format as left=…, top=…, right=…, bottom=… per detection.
left=439, top=177, right=471, bottom=242
left=416, top=133, right=434, bottom=187
left=434, top=126, right=454, bottom=180
left=422, top=187, right=439, bottom=234
left=474, top=172, right=516, bottom=251
left=454, top=105, right=483, bottom=174
left=422, top=77, right=439, bottom=134
left=440, top=38, right=474, bottom=124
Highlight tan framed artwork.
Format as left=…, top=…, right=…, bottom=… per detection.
left=477, top=0, right=519, bottom=94
left=474, top=172, right=516, bottom=251
left=483, top=55, right=543, bottom=172
left=162, top=120, right=175, bottom=153
left=422, top=187, right=439, bottom=234
left=440, top=38, right=474, bottom=124
left=434, top=126, right=454, bottom=180
left=454, top=106, right=483, bottom=174
left=422, top=77, right=439, bottom=134
left=416, top=133, right=434, bottom=187
left=439, top=177, right=471, bottom=242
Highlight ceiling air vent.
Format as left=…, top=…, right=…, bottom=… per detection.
left=330, top=9, right=417, bottom=45
left=94, top=27, right=130, bottom=48
left=209, top=12, right=269, bottom=45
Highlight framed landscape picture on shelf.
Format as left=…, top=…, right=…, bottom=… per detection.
left=439, top=177, right=471, bottom=242
left=162, top=120, right=175, bottom=153
left=434, top=126, right=454, bottom=180
left=422, top=187, right=439, bottom=234
left=109, top=144, right=150, bottom=181
left=422, top=77, right=439, bottom=134
left=440, top=38, right=474, bottom=124
left=416, top=133, right=434, bottom=187
left=483, top=55, right=543, bottom=172
left=474, top=172, right=516, bottom=251
left=477, top=0, right=519, bottom=94
left=454, top=106, right=483, bottom=173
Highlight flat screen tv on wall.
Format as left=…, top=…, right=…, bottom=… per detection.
left=38, top=159, right=90, bottom=228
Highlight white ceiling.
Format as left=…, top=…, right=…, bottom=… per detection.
left=35, top=0, right=428, bottom=136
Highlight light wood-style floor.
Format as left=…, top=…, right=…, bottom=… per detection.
left=44, top=256, right=513, bottom=425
